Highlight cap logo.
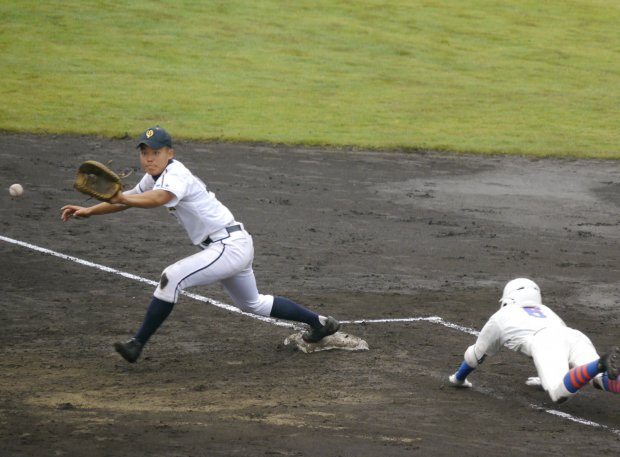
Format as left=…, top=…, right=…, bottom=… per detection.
left=146, top=129, right=154, bottom=138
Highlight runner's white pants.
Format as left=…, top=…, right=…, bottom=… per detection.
left=530, top=326, right=599, bottom=402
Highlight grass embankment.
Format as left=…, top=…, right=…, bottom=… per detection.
left=1, top=1, right=619, bottom=157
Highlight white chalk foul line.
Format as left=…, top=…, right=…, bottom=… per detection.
left=341, top=317, right=479, bottom=336
left=2, top=234, right=618, bottom=436
left=0, top=235, right=295, bottom=329
left=542, top=408, right=620, bottom=435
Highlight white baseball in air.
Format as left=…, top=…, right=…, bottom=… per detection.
left=9, top=183, right=24, bottom=197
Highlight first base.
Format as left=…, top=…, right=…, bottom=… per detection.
left=284, top=331, right=369, bottom=354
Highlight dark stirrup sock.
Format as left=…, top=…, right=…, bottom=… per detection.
left=134, top=297, right=175, bottom=344
left=270, top=296, right=321, bottom=328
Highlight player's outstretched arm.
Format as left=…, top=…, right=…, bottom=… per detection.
left=61, top=189, right=173, bottom=221
left=109, top=189, right=174, bottom=208
left=60, top=201, right=129, bottom=221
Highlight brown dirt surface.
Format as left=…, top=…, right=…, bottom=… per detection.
left=1, top=132, right=620, bottom=456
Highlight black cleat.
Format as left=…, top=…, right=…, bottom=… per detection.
left=302, top=316, right=341, bottom=343
left=600, top=347, right=620, bottom=379
left=114, top=338, right=143, bottom=363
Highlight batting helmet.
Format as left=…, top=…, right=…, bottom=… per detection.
left=499, top=278, right=542, bottom=308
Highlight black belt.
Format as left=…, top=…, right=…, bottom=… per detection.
left=202, top=224, right=242, bottom=246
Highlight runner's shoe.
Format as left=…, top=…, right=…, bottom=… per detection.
left=449, top=374, right=473, bottom=388
left=600, top=347, right=620, bottom=379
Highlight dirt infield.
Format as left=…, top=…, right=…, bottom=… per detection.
left=1, top=133, right=620, bottom=456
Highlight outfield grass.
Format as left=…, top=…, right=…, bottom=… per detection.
left=1, top=1, right=619, bottom=157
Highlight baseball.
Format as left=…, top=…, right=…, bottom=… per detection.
left=9, top=183, right=23, bottom=197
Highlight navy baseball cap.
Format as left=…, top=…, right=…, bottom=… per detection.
left=136, top=125, right=172, bottom=149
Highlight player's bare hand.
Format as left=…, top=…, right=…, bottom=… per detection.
left=60, top=205, right=90, bottom=221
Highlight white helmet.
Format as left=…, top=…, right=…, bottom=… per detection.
left=499, top=278, right=542, bottom=308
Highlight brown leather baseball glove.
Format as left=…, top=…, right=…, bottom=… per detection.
left=73, top=160, right=122, bottom=202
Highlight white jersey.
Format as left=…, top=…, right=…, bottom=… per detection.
left=474, top=303, right=566, bottom=358
left=131, top=159, right=235, bottom=244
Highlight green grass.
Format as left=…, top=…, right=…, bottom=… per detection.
left=1, top=0, right=619, bottom=157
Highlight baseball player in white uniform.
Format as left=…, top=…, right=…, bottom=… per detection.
left=448, top=278, right=620, bottom=403
left=61, top=125, right=340, bottom=363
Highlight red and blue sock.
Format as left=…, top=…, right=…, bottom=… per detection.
left=600, top=373, right=620, bottom=393
left=562, top=360, right=600, bottom=393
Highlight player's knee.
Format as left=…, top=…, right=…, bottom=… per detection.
left=159, top=272, right=169, bottom=290
left=154, top=267, right=181, bottom=303
left=160, top=264, right=183, bottom=290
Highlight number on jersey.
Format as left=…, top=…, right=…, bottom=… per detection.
left=523, top=306, right=546, bottom=318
